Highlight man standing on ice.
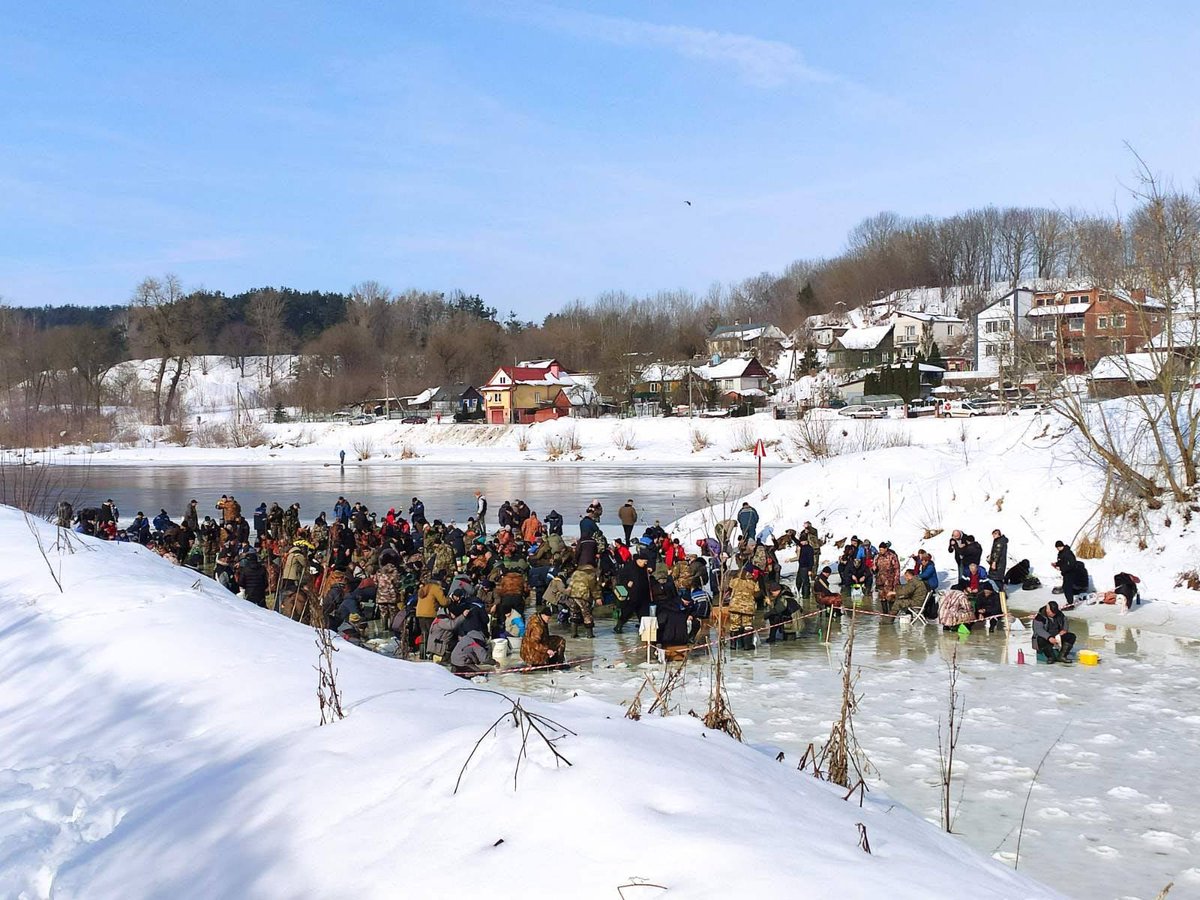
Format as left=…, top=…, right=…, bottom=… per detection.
left=618, top=499, right=638, bottom=544
left=474, top=491, right=487, bottom=535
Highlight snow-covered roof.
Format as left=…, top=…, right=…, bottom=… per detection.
left=1091, top=353, right=1164, bottom=381
left=639, top=363, right=690, bottom=383
left=693, top=358, right=762, bottom=379
left=407, top=386, right=438, bottom=406
left=835, top=325, right=893, bottom=350
left=1144, top=319, right=1199, bottom=349
left=1027, top=303, right=1091, bottom=318
left=709, top=323, right=785, bottom=342
left=891, top=310, right=965, bottom=324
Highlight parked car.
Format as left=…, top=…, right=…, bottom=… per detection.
left=1008, top=401, right=1050, bottom=416
left=838, top=404, right=888, bottom=419
left=941, top=401, right=986, bottom=418
left=400, top=415, right=428, bottom=424
left=348, top=414, right=374, bottom=426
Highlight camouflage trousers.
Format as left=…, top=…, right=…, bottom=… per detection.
left=568, top=596, right=594, bottom=626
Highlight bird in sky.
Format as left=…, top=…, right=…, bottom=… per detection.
left=683, top=200, right=692, bottom=206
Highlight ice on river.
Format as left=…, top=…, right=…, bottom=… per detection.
left=496, top=611, right=1200, bottom=900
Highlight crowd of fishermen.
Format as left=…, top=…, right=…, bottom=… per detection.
left=55, top=494, right=1138, bottom=670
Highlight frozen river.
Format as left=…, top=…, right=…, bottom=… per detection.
left=497, top=609, right=1200, bottom=900
left=47, top=462, right=784, bottom=532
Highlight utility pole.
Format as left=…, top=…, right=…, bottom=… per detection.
left=384, top=372, right=390, bottom=418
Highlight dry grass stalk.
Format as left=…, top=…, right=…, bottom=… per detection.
left=315, top=628, right=345, bottom=725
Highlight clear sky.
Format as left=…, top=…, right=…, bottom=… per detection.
left=2, top=1, right=1199, bottom=315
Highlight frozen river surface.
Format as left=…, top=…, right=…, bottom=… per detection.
left=48, top=462, right=779, bottom=533
left=496, top=610, right=1200, bottom=900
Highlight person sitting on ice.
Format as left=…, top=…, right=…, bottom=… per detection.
left=973, top=583, right=1003, bottom=631
left=813, top=566, right=841, bottom=612
left=520, top=606, right=566, bottom=669
left=449, top=626, right=493, bottom=674
left=1032, top=600, right=1076, bottom=663
left=894, top=568, right=928, bottom=611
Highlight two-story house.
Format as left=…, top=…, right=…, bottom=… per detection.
left=481, top=359, right=580, bottom=424
left=707, top=323, right=787, bottom=360
left=891, top=311, right=965, bottom=360
left=827, top=325, right=894, bottom=372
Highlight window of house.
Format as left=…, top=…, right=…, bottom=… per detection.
left=862, top=352, right=870, bottom=365
left=984, top=320, right=998, bottom=334
left=1068, top=317, right=1084, bottom=331
left=650, top=383, right=659, bottom=393
left=1111, top=338, right=1125, bottom=353
left=985, top=344, right=997, bottom=357
left=1114, top=314, right=1127, bottom=329
left=946, top=325, right=957, bottom=335
left=904, top=325, right=916, bottom=338
left=492, top=393, right=502, bottom=403
left=1097, top=316, right=1109, bottom=330
left=1072, top=294, right=1089, bottom=304
left=534, top=392, right=542, bottom=404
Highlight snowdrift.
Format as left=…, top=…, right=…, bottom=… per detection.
left=0, top=507, right=1056, bottom=899
left=670, top=412, right=1200, bottom=632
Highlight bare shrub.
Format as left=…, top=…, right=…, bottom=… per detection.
left=192, top=422, right=232, bottom=448
left=611, top=424, right=638, bottom=451
left=400, top=444, right=420, bottom=459
left=563, top=423, right=581, bottom=451
left=1075, top=535, right=1106, bottom=559
left=729, top=422, right=757, bottom=452
left=689, top=426, right=711, bottom=452
left=352, top=437, right=374, bottom=461
left=790, top=416, right=834, bottom=460
left=1174, top=569, right=1199, bottom=591
left=937, top=648, right=965, bottom=832
left=166, top=423, right=192, bottom=446
left=228, top=418, right=268, bottom=448
left=515, top=430, right=531, bottom=452
left=543, top=424, right=581, bottom=459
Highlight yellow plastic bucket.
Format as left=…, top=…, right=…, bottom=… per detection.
left=1078, top=650, right=1100, bottom=666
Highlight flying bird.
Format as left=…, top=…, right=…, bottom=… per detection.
left=683, top=200, right=692, bottom=206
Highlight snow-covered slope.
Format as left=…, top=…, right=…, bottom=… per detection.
left=107, top=355, right=296, bottom=416
left=0, top=507, right=1055, bottom=899
left=670, top=411, right=1200, bottom=631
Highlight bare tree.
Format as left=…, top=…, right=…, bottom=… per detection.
left=247, top=288, right=287, bottom=381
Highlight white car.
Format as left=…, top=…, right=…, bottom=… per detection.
left=348, top=414, right=374, bottom=426
left=838, top=404, right=888, bottom=419
left=941, top=401, right=986, bottom=418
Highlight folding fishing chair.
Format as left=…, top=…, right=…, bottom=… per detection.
left=909, top=589, right=938, bottom=626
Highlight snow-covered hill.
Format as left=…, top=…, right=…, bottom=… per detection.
left=106, top=354, right=297, bottom=416
left=0, top=506, right=1055, bottom=899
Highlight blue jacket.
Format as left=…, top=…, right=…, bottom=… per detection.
left=736, top=507, right=759, bottom=538
left=919, top=561, right=939, bottom=590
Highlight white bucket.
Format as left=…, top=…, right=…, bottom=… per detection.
left=491, top=638, right=510, bottom=663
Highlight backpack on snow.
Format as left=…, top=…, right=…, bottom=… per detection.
left=1022, top=576, right=1042, bottom=591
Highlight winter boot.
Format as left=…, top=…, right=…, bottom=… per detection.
left=572, top=623, right=580, bottom=638
left=585, top=624, right=594, bottom=638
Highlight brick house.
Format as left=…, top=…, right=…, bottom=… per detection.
left=1025, top=287, right=1165, bottom=374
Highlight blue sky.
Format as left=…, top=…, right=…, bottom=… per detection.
left=2, top=1, right=1199, bottom=316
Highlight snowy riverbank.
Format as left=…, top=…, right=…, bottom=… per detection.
left=0, top=507, right=1055, bottom=899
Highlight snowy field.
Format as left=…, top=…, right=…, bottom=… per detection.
left=0, top=508, right=1055, bottom=900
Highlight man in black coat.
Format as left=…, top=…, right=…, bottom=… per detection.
left=1052, top=540, right=1077, bottom=595
left=615, top=555, right=653, bottom=633
left=987, top=530, right=1008, bottom=581
left=237, top=553, right=269, bottom=607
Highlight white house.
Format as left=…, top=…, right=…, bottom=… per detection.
left=973, top=287, right=1036, bottom=374
left=691, top=357, right=773, bottom=396
left=891, top=311, right=965, bottom=360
